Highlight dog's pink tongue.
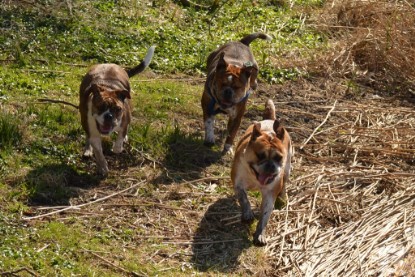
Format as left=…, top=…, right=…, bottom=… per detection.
left=99, top=124, right=112, bottom=134
left=258, top=174, right=272, bottom=185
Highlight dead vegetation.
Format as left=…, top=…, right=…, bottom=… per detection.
left=307, top=0, right=415, bottom=95
left=257, top=78, right=415, bottom=275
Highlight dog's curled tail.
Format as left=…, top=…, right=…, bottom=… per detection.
left=263, top=99, right=276, bottom=121
left=127, top=45, right=156, bottom=78
left=240, top=32, right=272, bottom=46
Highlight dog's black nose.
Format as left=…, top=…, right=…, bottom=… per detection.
left=265, top=161, right=276, bottom=172
left=223, top=88, right=233, bottom=100
left=104, top=113, right=113, bottom=121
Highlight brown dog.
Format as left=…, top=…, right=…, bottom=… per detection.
left=79, top=46, right=155, bottom=176
left=201, top=32, right=271, bottom=154
left=231, top=99, right=293, bottom=246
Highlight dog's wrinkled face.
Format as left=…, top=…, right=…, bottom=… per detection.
left=90, top=85, right=130, bottom=135
left=246, top=122, right=287, bottom=186
left=214, top=52, right=256, bottom=108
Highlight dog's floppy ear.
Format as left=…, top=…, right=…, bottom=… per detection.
left=216, top=52, right=227, bottom=73
left=89, top=83, right=104, bottom=98
left=116, top=89, right=131, bottom=101
left=273, top=120, right=285, bottom=141
left=242, top=61, right=257, bottom=79
left=251, top=122, right=262, bottom=141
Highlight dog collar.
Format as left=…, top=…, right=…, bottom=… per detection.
left=207, top=87, right=252, bottom=116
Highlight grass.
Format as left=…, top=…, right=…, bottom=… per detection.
left=0, top=113, right=22, bottom=150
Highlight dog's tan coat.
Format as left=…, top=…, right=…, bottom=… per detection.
left=231, top=100, right=293, bottom=246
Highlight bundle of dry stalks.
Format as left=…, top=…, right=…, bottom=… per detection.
left=311, top=0, right=415, bottom=92
left=261, top=86, right=415, bottom=275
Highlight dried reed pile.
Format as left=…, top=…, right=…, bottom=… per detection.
left=311, top=0, right=415, bottom=92
left=263, top=87, right=415, bottom=275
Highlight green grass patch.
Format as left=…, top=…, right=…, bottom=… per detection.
left=1, top=0, right=325, bottom=80
left=0, top=113, right=22, bottom=150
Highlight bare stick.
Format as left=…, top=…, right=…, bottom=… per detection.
left=84, top=251, right=131, bottom=275
left=0, top=267, right=37, bottom=276
left=37, top=98, right=79, bottom=109
left=300, top=100, right=337, bottom=149
left=162, top=238, right=243, bottom=245
left=22, top=180, right=146, bottom=220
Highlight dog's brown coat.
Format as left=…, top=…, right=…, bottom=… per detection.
left=79, top=46, right=154, bottom=176
left=201, top=32, right=271, bottom=154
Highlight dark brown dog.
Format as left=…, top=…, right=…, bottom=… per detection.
left=231, top=99, right=293, bottom=246
left=201, top=32, right=271, bottom=154
left=79, top=46, right=155, bottom=176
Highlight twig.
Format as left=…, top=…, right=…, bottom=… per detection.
left=83, top=250, right=132, bottom=275
left=22, top=180, right=146, bottom=220
left=300, top=100, right=337, bottom=149
left=162, top=238, right=243, bottom=245
left=36, top=243, right=50, bottom=253
left=0, top=267, right=37, bottom=276
left=37, top=98, right=79, bottom=109
left=101, top=201, right=189, bottom=211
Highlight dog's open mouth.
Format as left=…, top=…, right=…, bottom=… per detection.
left=258, top=173, right=277, bottom=185
left=96, top=121, right=112, bottom=135
left=251, top=166, right=277, bottom=185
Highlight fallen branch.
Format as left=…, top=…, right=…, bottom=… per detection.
left=22, top=180, right=146, bottom=221
left=83, top=250, right=138, bottom=276
left=300, top=100, right=337, bottom=149
left=37, top=98, right=79, bottom=109
left=0, top=267, right=37, bottom=276
left=162, top=238, right=243, bottom=245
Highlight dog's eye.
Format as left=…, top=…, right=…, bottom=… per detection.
left=273, top=155, right=282, bottom=163
left=112, top=106, right=121, bottom=113
left=256, top=152, right=266, bottom=161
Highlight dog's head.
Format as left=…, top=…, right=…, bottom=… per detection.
left=89, top=84, right=130, bottom=135
left=213, top=52, right=257, bottom=109
left=245, top=121, right=288, bottom=186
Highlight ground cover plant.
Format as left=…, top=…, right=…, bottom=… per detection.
left=0, top=0, right=414, bottom=276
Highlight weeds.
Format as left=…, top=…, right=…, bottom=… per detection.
left=0, top=113, right=22, bottom=150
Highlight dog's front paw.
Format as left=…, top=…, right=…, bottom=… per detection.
left=83, top=147, right=94, bottom=158
left=97, top=166, right=109, bottom=177
left=221, top=144, right=234, bottom=155
left=112, top=144, right=124, bottom=154
left=241, top=209, right=255, bottom=224
left=203, top=140, right=215, bottom=147
left=113, top=136, right=126, bottom=154
left=253, top=233, right=267, bottom=246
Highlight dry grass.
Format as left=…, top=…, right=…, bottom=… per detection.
left=258, top=79, right=415, bottom=276
left=308, top=0, right=415, bottom=93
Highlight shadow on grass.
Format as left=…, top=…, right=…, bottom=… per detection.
left=24, top=164, right=101, bottom=206
left=191, top=197, right=252, bottom=272
left=153, top=128, right=223, bottom=184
